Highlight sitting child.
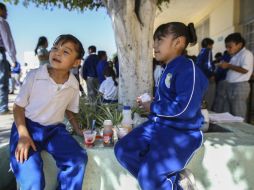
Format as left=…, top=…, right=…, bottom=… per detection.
left=99, top=66, right=118, bottom=103
left=114, top=22, right=208, bottom=190
left=10, top=34, right=87, bottom=190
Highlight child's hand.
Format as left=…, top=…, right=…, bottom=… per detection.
left=141, top=101, right=152, bottom=113
left=218, top=61, right=230, bottom=69
left=136, top=97, right=142, bottom=107
left=136, top=97, right=151, bottom=113
left=75, top=128, right=84, bottom=137
left=15, top=135, right=36, bottom=163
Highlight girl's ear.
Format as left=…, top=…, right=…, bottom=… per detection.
left=175, top=36, right=186, bottom=49
left=73, top=59, right=81, bottom=68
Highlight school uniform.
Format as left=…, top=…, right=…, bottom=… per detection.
left=213, top=53, right=231, bottom=113
left=96, top=60, right=109, bottom=84
left=196, top=48, right=216, bottom=110
left=81, top=53, right=99, bottom=99
left=99, top=76, right=118, bottom=103
left=115, top=56, right=208, bottom=190
left=9, top=65, right=87, bottom=190
left=224, top=47, right=253, bottom=119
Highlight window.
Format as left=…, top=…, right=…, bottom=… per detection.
left=243, top=20, right=254, bottom=53
left=196, top=18, right=210, bottom=50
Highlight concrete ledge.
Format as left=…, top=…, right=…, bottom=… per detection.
left=12, top=122, right=254, bottom=190
left=0, top=144, right=16, bottom=190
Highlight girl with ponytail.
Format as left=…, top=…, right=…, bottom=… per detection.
left=115, top=22, right=208, bottom=190
left=34, top=36, right=49, bottom=66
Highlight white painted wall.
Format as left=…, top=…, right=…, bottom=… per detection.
left=156, top=0, right=238, bottom=57
left=209, top=0, right=235, bottom=55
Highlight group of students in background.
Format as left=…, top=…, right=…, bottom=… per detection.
left=80, top=45, right=119, bottom=103
left=196, top=33, right=253, bottom=121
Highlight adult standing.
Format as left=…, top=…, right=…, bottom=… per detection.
left=81, top=45, right=99, bottom=100
left=219, top=33, right=253, bottom=120
left=0, top=2, right=17, bottom=114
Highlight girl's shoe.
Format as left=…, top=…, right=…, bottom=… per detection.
left=178, top=168, right=198, bottom=190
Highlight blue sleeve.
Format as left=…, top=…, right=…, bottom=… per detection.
left=151, top=65, right=199, bottom=119
left=196, top=49, right=214, bottom=78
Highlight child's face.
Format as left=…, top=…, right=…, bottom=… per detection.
left=225, top=42, right=242, bottom=55
left=153, top=35, right=179, bottom=64
left=0, top=8, right=7, bottom=19
left=49, top=41, right=81, bottom=71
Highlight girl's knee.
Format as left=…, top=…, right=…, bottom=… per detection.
left=114, top=140, right=124, bottom=160
left=76, top=149, right=88, bottom=166
left=18, top=172, right=45, bottom=190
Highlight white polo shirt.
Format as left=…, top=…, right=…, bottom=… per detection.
left=15, top=65, right=80, bottom=126
left=99, top=77, right=118, bottom=100
left=226, top=47, right=253, bottom=83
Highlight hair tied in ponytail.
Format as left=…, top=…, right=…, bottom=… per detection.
left=187, top=23, right=197, bottom=46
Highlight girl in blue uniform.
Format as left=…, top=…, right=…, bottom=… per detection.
left=114, top=22, right=208, bottom=190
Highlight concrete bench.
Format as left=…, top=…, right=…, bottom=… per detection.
left=0, top=144, right=16, bottom=190
left=13, top=122, right=254, bottom=190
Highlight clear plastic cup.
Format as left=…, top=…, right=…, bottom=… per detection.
left=83, top=130, right=97, bottom=147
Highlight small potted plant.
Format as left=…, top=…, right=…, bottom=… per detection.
left=76, top=95, right=101, bottom=146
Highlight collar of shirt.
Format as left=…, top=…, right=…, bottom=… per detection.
left=35, top=65, right=78, bottom=90
left=233, top=47, right=245, bottom=58
left=105, top=76, right=113, bottom=80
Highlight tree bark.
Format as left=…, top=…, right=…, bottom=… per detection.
left=104, top=0, right=157, bottom=106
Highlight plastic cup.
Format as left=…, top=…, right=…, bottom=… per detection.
left=83, top=130, right=97, bottom=147
left=140, top=93, right=151, bottom=102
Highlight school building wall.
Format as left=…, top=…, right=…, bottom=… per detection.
left=187, top=0, right=237, bottom=56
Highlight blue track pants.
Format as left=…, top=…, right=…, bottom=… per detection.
left=10, top=118, right=87, bottom=190
left=114, top=121, right=203, bottom=190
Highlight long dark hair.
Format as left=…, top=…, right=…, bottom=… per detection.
left=153, top=22, right=197, bottom=49
left=35, top=36, right=48, bottom=55
left=104, top=66, right=118, bottom=86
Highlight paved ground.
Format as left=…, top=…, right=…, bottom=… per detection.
left=0, top=94, right=15, bottom=147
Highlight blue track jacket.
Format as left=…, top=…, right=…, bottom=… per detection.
left=82, top=54, right=99, bottom=79
left=150, top=56, right=208, bottom=130
left=196, top=48, right=215, bottom=79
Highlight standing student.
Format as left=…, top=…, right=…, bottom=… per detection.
left=35, top=36, right=49, bottom=66
left=114, top=22, right=208, bottom=190
left=213, top=51, right=231, bottom=112
left=96, top=50, right=109, bottom=84
left=9, top=34, right=87, bottom=190
left=0, top=2, right=17, bottom=114
left=219, top=32, right=253, bottom=119
left=196, top=38, right=215, bottom=110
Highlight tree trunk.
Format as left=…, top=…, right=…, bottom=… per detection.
left=104, top=0, right=157, bottom=106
